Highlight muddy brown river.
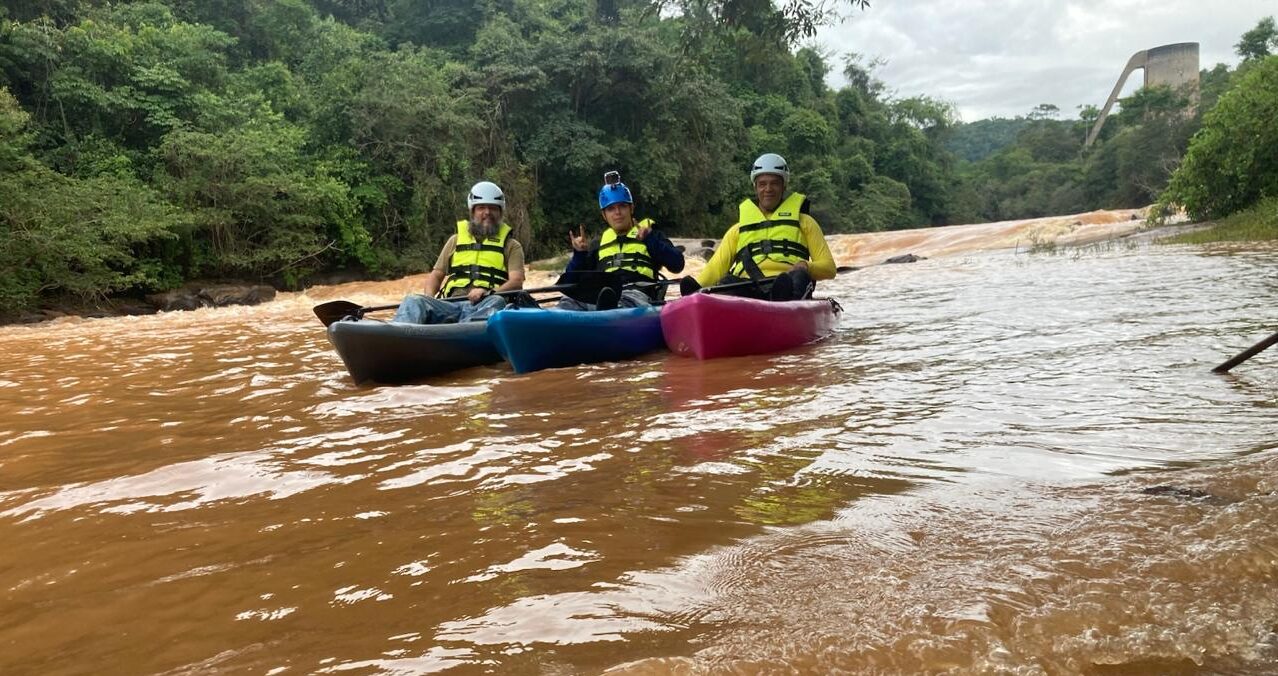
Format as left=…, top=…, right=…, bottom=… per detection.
left=1, top=223, right=1276, bottom=674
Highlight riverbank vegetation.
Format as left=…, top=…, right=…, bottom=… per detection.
left=1155, top=47, right=1278, bottom=243
left=1, top=3, right=1275, bottom=317
left=1163, top=197, right=1278, bottom=245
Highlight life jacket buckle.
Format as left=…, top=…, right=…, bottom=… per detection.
left=760, top=240, right=773, bottom=254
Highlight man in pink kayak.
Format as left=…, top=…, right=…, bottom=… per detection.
left=683, top=153, right=835, bottom=301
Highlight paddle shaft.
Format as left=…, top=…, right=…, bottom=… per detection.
left=364, top=287, right=550, bottom=314
left=701, top=277, right=775, bottom=293
left=337, top=288, right=548, bottom=317
left=367, top=292, right=567, bottom=311
left=672, top=265, right=855, bottom=296
left=313, top=271, right=626, bottom=326
left=352, top=302, right=400, bottom=314
left=315, top=284, right=575, bottom=326
left=1212, top=330, right=1278, bottom=374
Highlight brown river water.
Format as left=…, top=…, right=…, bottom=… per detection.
left=1, top=213, right=1276, bottom=674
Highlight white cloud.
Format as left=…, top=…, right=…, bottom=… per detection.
left=815, top=0, right=1275, bottom=120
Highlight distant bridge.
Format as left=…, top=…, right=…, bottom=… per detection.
left=1085, top=42, right=1199, bottom=147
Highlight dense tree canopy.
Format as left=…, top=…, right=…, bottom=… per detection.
left=1160, top=55, right=1278, bottom=220
left=1235, top=16, right=1276, bottom=62
left=0, top=2, right=1270, bottom=315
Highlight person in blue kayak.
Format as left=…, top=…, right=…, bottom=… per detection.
left=392, top=181, right=526, bottom=323
left=683, top=153, right=836, bottom=301
left=558, top=171, right=685, bottom=310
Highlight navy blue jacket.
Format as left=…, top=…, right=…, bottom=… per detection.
left=564, top=226, right=685, bottom=277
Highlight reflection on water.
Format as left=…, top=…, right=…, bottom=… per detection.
left=0, top=241, right=1276, bottom=674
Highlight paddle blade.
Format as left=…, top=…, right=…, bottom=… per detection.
left=678, top=277, right=702, bottom=296
left=314, top=300, right=364, bottom=327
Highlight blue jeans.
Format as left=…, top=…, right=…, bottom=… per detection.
left=555, top=288, right=651, bottom=311
left=392, top=293, right=507, bottom=324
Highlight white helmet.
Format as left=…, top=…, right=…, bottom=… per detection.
left=467, top=181, right=505, bottom=211
left=750, top=153, right=789, bottom=183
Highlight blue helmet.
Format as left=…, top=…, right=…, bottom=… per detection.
left=598, top=182, right=633, bottom=210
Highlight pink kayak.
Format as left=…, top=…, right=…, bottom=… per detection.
left=660, top=293, right=841, bottom=359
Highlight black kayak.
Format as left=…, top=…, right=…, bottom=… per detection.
left=326, top=318, right=500, bottom=385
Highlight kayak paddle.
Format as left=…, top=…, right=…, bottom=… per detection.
left=1212, top=329, right=1278, bottom=374
left=312, top=271, right=623, bottom=327
left=671, top=265, right=858, bottom=297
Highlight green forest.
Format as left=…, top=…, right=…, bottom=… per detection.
left=2, top=1, right=1277, bottom=317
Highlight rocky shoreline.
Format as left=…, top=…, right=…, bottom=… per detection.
left=8, top=282, right=278, bottom=325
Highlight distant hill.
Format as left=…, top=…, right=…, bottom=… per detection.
left=946, top=117, right=1031, bottom=162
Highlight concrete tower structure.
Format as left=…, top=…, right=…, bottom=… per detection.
left=1084, top=42, right=1200, bottom=147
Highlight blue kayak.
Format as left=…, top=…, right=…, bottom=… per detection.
left=486, top=306, right=665, bottom=374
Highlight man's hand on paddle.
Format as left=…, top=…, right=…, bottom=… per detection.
left=466, top=287, right=489, bottom=304
left=568, top=225, right=590, bottom=252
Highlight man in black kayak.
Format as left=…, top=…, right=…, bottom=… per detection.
left=392, top=181, right=526, bottom=323
left=683, top=153, right=836, bottom=301
left=558, top=171, right=684, bottom=310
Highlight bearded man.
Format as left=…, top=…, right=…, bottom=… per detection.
left=392, top=181, right=527, bottom=324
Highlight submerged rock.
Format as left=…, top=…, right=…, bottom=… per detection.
left=147, top=284, right=277, bottom=313
left=1141, top=484, right=1235, bottom=505
left=198, top=284, right=277, bottom=307
left=1143, top=485, right=1211, bottom=499
left=670, top=238, right=720, bottom=263
left=147, top=290, right=208, bottom=312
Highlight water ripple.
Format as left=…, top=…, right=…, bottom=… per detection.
left=2, top=240, right=1277, bottom=673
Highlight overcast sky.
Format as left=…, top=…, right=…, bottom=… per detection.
left=814, top=0, right=1276, bottom=121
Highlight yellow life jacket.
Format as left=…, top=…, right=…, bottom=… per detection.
left=441, top=220, right=511, bottom=296
left=729, top=192, right=810, bottom=279
left=596, top=218, right=657, bottom=280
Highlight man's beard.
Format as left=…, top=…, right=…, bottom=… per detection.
left=469, top=218, right=497, bottom=240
